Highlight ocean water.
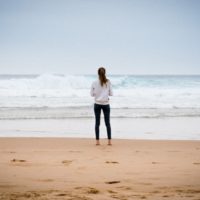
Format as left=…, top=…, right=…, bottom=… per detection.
left=0, top=74, right=200, bottom=119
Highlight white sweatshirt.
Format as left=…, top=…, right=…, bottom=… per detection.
left=90, top=80, right=113, bottom=105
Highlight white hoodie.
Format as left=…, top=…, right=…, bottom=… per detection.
left=90, top=80, right=113, bottom=105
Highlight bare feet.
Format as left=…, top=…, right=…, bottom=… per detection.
left=96, top=140, right=100, bottom=145
left=108, top=139, right=112, bottom=145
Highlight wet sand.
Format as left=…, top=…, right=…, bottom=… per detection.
left=0, top=138, right=200, bottom=199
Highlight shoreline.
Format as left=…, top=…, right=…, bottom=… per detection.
left=0, top=138, right=200, bottom=199
left=0, top=117, right=200, bottom=140
left=0, top=137, right=200, bottom=141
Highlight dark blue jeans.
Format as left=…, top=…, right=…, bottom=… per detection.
left=94, top=103, right=111, bottom=140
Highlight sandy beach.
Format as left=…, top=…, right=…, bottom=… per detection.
left=0, top=138, right=200, bottom=199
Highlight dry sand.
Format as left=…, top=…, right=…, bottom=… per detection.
left=0, top=138, right=200, bottom=200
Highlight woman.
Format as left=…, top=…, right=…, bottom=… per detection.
left=90, top=67, right=113, bottom=145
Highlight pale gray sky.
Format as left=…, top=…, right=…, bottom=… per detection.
left=0, top=0, right=200, bottom=75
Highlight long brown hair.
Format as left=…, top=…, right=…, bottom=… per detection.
left=98, top=67, right=108, bottom=86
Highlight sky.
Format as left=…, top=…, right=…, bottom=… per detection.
left=0, top=0, right=200, bottom=75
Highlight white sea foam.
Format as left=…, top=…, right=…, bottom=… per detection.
left=0, top=74, right=92, bottom=97
left=0, top=74, right=200, bottom=119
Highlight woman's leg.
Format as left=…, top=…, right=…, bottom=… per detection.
left=94, top=104, right=101, bottom=144
left=102, top=104, right=112, bottom=144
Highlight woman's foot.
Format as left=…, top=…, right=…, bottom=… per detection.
left=96, top=140, right=100, bottom=145
left=108, top=139, right=112, bottom=145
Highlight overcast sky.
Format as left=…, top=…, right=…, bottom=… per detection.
left=0, top=0, right=200, bottom=75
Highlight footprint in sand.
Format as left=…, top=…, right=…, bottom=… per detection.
left=105, top=181, right=121, bottom=184
left=62, top=160, right=73, bottom=166
left=56, top=193, right=68, bottom=196
left=193, top=162, right=200, bottom=165
left=162, top=195, right=171, bottom=197
left=87, top=187, right=99, bottom=194
left=105, top=161, right=119, bottom=164
left=150, top=190, right=161, bottom=194
left=10, top=159, right=29, bottom=166
left=107, top=190, right=118, bottom=194
left=11, top=159, right=26, bottom=163
left=152, top=161, right=159, bottom=164
left=184, top=189, right=200, bottom=194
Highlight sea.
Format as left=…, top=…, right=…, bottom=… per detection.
left=0, top=74, right=200, bottom=139
left=0, top=74, right=200, bottom=119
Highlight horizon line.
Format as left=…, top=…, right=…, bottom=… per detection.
left=0, top=73, right=200, bottom=76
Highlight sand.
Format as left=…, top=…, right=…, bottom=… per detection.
left=0, top=137, right=200, bottom=199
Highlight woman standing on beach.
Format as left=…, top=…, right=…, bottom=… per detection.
left=90, top=67, right=113, bottom=145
